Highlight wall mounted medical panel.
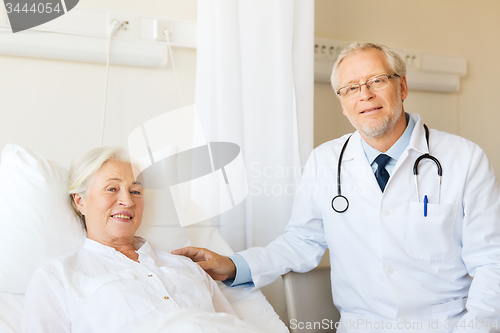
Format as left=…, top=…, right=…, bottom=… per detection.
left=0, top=7, right=196, bottom=67
left=314, top=38, right=467, bottom=93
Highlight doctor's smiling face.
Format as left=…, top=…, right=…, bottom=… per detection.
left=73, top=159, right=144, bottom=247
left=337, top=48, right=408, bottom=151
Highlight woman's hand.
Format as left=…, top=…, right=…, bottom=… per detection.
left=172, top=247, right=236, bottom=281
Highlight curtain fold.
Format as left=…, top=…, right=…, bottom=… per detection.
left=195, top=0, right=314, bottom=321
left=195, top=0, right=314, bottom=252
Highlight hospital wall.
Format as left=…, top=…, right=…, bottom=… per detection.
left=4, top=0, right=497, bottom=193
left=314, top=0, right=500, bottom=178
left=0, top=0, right=198, bottom=166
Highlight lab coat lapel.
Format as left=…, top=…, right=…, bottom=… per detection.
left=382, top=113, right=429, bottom=181
left=407, top=113, right=429, bottom=155
left=341, top=131, right=383, bottom=197
left=341, top=114, right=429, bottom=197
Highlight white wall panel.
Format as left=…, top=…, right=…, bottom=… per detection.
left=0, top=0, right=197, bottom=165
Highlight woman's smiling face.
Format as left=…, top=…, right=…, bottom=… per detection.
left=73, top=159, right=144, bottom=246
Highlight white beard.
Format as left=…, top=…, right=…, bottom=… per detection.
left=346, top=95, right=404, bottom=139
left=362, top=100, right=403, bottom=138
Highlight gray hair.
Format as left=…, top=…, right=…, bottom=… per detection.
left=330, top=42, right=406, bottom=92
left=68, top=146, right=129, bottom=229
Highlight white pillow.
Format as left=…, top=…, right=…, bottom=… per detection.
left=0, top=144, right=84, bottom=294
left=186, top=220, right=234, bottom=256
left=136, top=188, right=191, bottom=252
left=0, top=144, right=190, bottom=294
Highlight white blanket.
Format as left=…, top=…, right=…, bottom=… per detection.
left=133, top=308, right=265, bottom=333
left=0, top=293, right=24, bottom=333
left=0, top=287, right=289, bottom=333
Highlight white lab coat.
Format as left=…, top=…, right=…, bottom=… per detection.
left=239, top=114, right=500, bottom=332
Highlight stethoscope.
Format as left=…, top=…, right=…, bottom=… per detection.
left=331, top=124, right=442, bottom=213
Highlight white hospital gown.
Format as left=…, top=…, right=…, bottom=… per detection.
left=22, top=237, right=236, bottom=333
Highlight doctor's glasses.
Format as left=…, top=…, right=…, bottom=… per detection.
left=336, top=74, right=400, bottom=100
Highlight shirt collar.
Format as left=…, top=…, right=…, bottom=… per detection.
left=361, top=113, right=415, bottom=165
left=83, top=236, right=151, bottom=257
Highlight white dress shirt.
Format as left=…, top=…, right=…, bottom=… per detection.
left=22, top=237, right=235, bottom=333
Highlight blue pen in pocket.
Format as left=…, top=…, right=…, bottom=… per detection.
left=423, top=195, right=428, bottom=217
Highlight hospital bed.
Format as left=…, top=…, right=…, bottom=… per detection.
left=283, top=267, right=341, bottom=333
left=0, top=144, right=288, bottom=333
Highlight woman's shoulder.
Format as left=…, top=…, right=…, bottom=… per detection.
left=33, top=246, right=85, bottom=277
left=26, top=246, right=86, bottom=294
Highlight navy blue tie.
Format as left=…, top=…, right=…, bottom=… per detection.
left=374, top=154, right=391, bottom=192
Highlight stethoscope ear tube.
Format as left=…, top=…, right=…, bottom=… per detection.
left=332, top=135, right=352, bottom=213
left=413, top=154, right=442, bottom=204
left=337, top=136, right=352, bottom=195
left=413, top=154, right=442, bottom=176
left=413, top=125, right=443, bottom=204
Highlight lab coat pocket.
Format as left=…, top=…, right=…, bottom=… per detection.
left=82, top=271, right=155, bottom=333
left=407, top=202, right=459, bottom=260
left=431, top=297, right=467, bottom=319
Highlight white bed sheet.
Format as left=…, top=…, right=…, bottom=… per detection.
left=133, top=308, right=266, bottom=333
left=0, top=293, right=23, bottom=333
left=0, top=282, right=287, bottom=333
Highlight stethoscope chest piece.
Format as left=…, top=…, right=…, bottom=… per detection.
left=332, top=195, right=349, bottom=213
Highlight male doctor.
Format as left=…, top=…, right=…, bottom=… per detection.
left=174, top=42, right=500, bottom=332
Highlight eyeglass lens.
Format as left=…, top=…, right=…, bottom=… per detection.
left=338, top=75, right=391, bottom=99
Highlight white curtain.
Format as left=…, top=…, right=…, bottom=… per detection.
left=195, top=0, right=314, bottom=320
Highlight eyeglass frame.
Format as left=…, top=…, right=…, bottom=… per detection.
left=336, top=74, right=400, bottom=99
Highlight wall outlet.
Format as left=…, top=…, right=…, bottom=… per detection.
left=107, top=12, right=139, bottom=39
left=404, top=50, right=420, bottom=69
left=314, top=38, right=349, bottom=62
left=156, top=20, right=173, bottom=41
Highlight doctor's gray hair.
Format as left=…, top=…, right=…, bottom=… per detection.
left=68, top=146, right=129, bottom=230
left=330, top=42, right=406, bottom=92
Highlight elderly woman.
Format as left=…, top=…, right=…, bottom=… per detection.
left=21, top=147, right=261, bottom=333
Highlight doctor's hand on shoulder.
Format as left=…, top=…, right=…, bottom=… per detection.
left=172, top=247, right=236, bottom=281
